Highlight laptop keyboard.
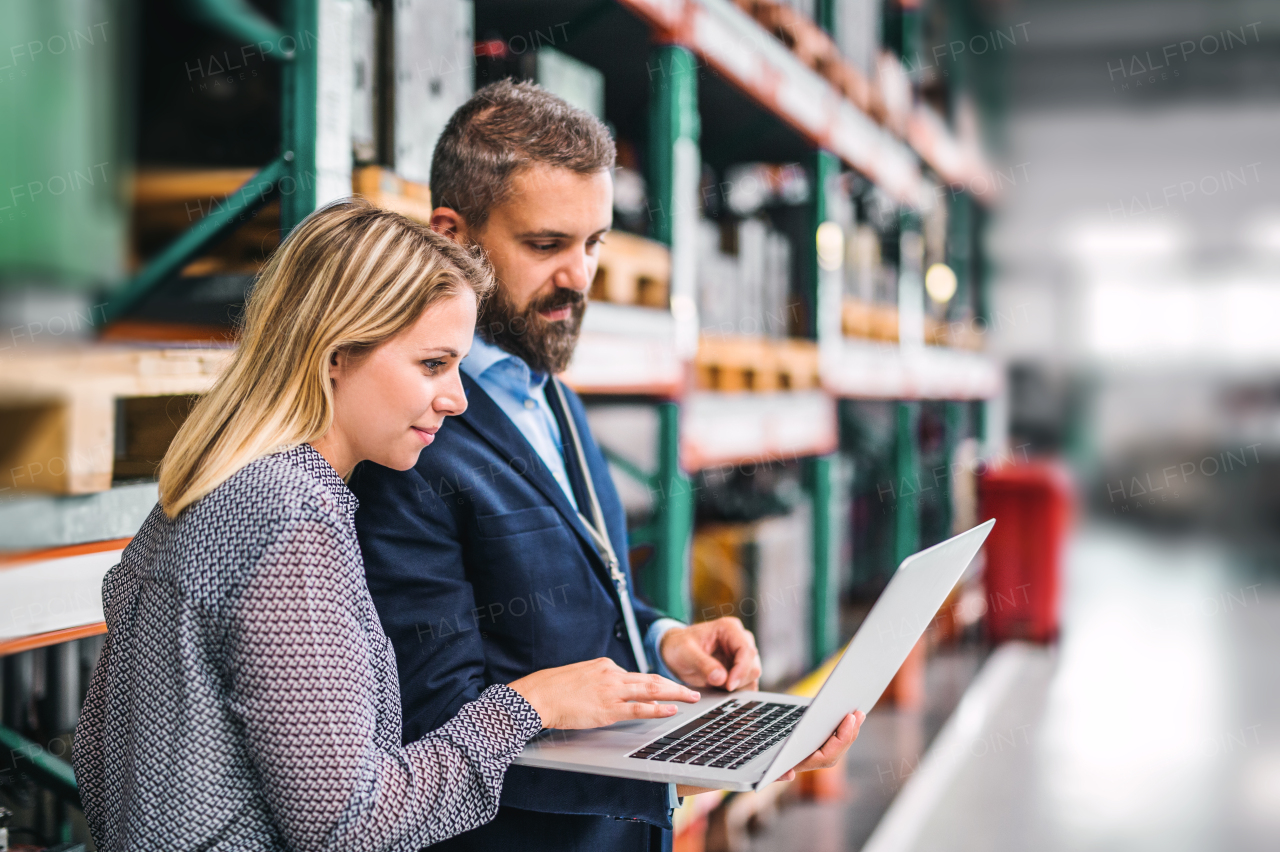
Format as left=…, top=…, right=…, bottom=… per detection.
left=627, top=699, right=806, bottom=770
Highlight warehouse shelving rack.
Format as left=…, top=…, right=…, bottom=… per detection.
left=0, top=1, right=1001, bottom=839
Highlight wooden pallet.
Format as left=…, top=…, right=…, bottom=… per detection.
left=774, top=339, right=820, bottom=390
left=932, top=314, right=986, bottom=350
left=695, top=336, right=819, bottom=393
left=591, top=230, right=671, bottom=308
left=130, top=166, right=436, bottom=286
left=841, top=298, right=900, bottom=342
left=747, top=1, right=837, bottom=71
left=352, top=165, right=435, bottom=224
left=696, top=337, right=814, bottom=394
left=131, top=168, right=281, bottom=275
left=0, top=346, right=231, bottom=495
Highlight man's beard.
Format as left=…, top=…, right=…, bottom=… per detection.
left=476, top=284, right=587, bottom=375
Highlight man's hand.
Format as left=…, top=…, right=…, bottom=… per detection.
left=775, top=711, right=864, bottom=781
left=658, top=618, right=761, bottom=692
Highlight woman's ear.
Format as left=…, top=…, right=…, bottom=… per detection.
left=328, top=349, right=344, bottom=381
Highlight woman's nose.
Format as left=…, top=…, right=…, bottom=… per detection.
left=435, top=369, right=468, bottom=416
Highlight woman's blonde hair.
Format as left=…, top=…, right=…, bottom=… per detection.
left=158, top=199, right=493, bottom=517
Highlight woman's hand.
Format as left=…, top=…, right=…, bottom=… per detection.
left=509, top=658, right=702, bottom=730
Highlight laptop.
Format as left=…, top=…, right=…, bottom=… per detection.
left=514, top=520, right=994, bottom=792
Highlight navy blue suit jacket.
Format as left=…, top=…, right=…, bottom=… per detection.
left=351, top=374, right=672, bottom=851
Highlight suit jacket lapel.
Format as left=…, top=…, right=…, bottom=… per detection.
left=454, top=373, right=604, bottom=563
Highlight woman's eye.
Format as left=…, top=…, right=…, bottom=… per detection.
left=422, top=359, right=447, bottom=374
left=531, top=242, right=558, bottom=252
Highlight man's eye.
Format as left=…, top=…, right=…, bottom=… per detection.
left=531, top=242, right=558, bottom=252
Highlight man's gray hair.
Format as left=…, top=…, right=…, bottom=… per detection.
left=430, top=79, right=617, bottom=229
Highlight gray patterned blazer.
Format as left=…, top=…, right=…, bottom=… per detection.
left=73, top=444, right=542, bottom=851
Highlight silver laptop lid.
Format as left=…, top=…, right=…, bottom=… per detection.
left=756, top=520, right=995, bottom=788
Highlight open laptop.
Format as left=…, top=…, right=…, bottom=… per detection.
left=514, top=519, right=995, bottom=792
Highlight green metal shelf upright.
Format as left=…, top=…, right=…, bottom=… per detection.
left=644, top=43, right=700, bottom=622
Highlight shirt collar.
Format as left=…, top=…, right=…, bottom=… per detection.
left=461, top=333, right=548, bottom=395
left=286, top=443, right=359, bottom=518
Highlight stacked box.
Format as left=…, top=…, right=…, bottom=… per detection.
left=698, top=218, right=792, bottom=338
left=394, top=0, right=474, bottom=184
left=691, top=502, right=813, bottom=690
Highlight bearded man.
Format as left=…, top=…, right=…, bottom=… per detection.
left=351, top=80, right=854, bottom=852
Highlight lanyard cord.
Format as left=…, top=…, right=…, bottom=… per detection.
left=550, top=379, right=651, bottom=675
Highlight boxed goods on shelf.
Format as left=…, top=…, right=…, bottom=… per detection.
left=351, top=166, right=434, bottom=224
left=698, top=217, right=792, bottom=338
left=691, top=502, right=813, bottom=689
left=695, top=336, right=820, bottom=392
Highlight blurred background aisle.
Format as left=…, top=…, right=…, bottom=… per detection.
left=745, top=522, right=1280, bottom=852
left=2, top=0, right=1278, bottom=849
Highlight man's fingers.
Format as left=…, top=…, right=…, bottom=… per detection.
left=681, top=642, right=728, bottom=686
left=725, top=640, right=762, bottom=692
left=789, top=713, right=863, bottom=773
left=813, top=714, right=859, bottom=763
left=709, top=619, right=758, bottom=691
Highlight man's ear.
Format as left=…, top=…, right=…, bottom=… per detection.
left=430, top=207, right=469, bottom=243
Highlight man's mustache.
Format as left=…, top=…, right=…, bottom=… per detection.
left=528, top=288, right=586, bottom=315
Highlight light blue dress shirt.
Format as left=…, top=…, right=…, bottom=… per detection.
left=461, top=334, right=579, bottom=511
left=460, top=334, right=684, bottom=681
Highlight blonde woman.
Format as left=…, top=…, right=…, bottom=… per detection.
left=72, top=201, right=700, bottom=852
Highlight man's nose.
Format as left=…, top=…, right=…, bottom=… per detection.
left=553, top=249, right=594, bottom=294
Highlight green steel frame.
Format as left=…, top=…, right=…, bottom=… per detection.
left=807, top=455, right=840, bottom=663
left=104, top=0, right=318, bottom=322
left=104, top=156, right=290, bottom=321
left=806, top=148, right=841, bottom=665
left=0, top=725, right=79, bottom=805
left=643, top=44, right=699, bottom=622
left=894, top=401, right=921, bottom=566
